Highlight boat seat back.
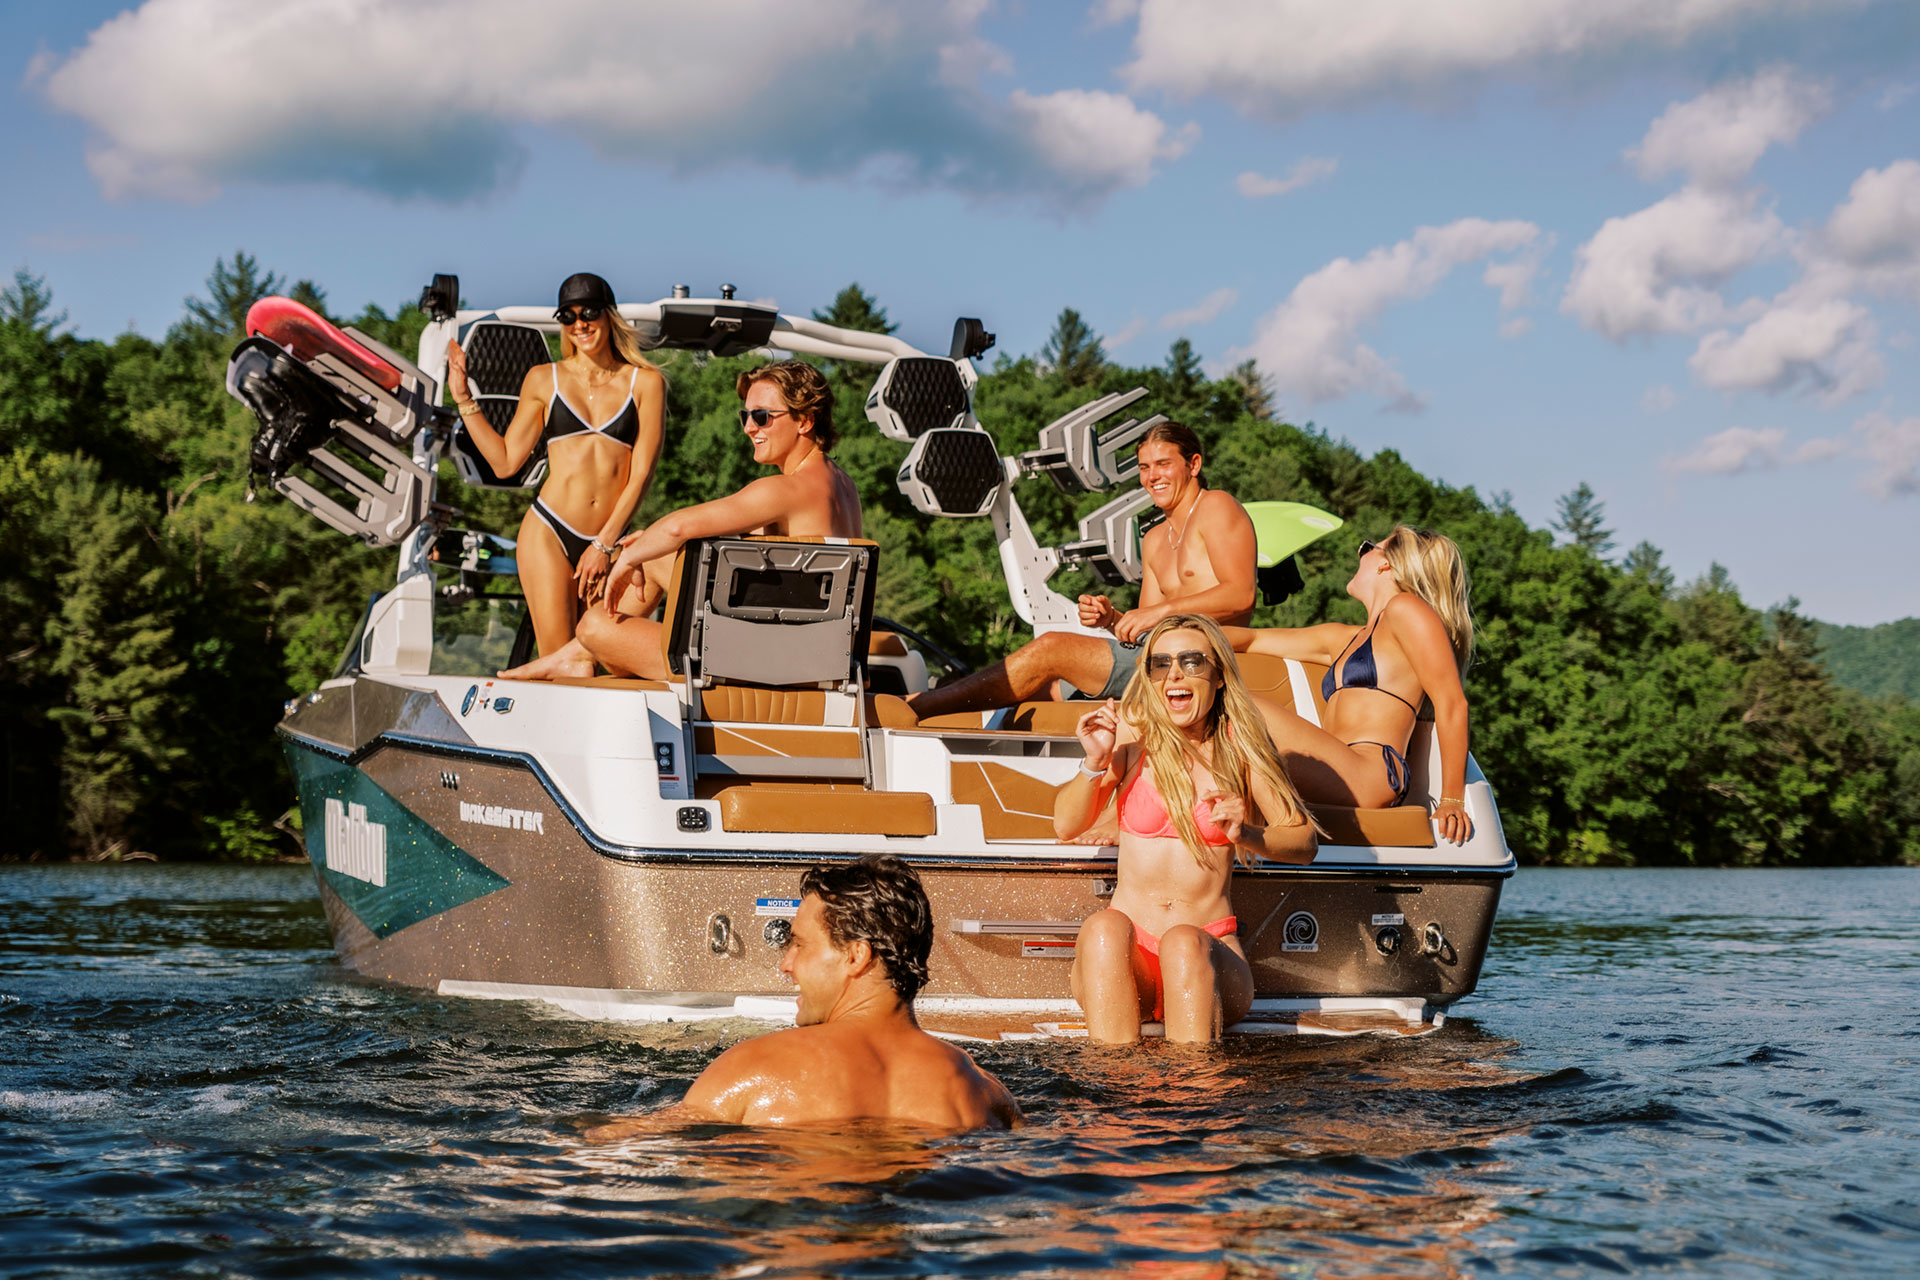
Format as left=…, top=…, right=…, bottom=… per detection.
left=661, top=537, right=878, bottom=691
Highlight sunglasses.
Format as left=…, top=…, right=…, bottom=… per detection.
left=1145, top=649, right=1218, bottom=681
left=1357, top=539, right=1377, bottom=558
left=553, top=305, right=605, bottom=325
left=738, top=407, right=799, bottom=428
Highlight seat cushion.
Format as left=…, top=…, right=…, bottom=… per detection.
left=714, top=783, right=937, bottom=836
left=1306, top=804, right=1435, bottom=849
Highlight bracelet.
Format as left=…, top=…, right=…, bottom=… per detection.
left=1436, top=796, right=1465, bottom=806
left=1078, top=760, right=1108, bottom=778
left=456, top=400, right=480, bottom=416
left=590, top=539, right=617, bottom=557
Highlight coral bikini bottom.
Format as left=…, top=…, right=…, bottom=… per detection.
left=1133, top=917, right=1238, bottom=1022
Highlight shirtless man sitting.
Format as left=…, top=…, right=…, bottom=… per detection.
left=906, top=422, right=1257, bottom=721
left=500, top=360, right=863, bottom=681
left=585, top=856, right=1021, bottom=1133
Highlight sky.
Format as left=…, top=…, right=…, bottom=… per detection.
left=5, top=0, right=1919, bottom=626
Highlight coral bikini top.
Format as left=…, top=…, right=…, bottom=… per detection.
left=1117, top=763, right=1231, bottom=846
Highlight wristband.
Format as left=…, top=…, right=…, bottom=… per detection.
left=1437, top=796, right=1465, bottom=806
left=590, top=539, right=617, bottom=557
left=1078, top=760, right=1108, bottom=778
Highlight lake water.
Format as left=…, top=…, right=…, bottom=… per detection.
left=3, top=864, right=1917, bottom=1278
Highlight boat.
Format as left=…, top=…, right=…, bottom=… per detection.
left=226, top=275, right=1517, bottom=1040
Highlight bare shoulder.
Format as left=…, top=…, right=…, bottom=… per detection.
left=1196, top=489, right=1254, bottom=533
left=631, top=363, right=668, bottom=396
left=1381, top=591, right=1446, bottom=640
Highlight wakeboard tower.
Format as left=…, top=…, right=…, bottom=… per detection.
left=228, top=275, right=1515, bottom=1040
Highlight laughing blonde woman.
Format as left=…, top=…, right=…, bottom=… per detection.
left=1054, top=613, right=1317, bottom=1044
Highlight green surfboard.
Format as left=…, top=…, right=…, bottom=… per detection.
left=1243, top=501, right=1344, bottom=567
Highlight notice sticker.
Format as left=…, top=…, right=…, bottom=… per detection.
left=754, top=897, right=801, bottom=918
left=1022, top=939, right=1076, bottom=959
left=1371, top=912, right=1406, bottom=926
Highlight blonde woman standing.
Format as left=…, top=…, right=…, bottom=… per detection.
left=1055, top=614, right=1318, bottom=1045
left=1226, top=525, right=1476, bottom=844
left=446, top=272, right=665, bottom=659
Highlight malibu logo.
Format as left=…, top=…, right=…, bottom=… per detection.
left=324, top=798, right=388, bottom=887
left=459, top=801, right=546, bottom=834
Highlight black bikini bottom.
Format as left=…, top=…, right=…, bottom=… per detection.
left=530, top=498, right=594, bottom=567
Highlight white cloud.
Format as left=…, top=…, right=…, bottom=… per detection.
left=1853, top=412, right=1920, bottom=497
left=1236, top=156, right=1338, bottom=199
left=1158, top=287, right=1239, bottom=331
left=1628, top=68, right=1828, bottom=188
left=1642, top=383, right=1679, bottom=412
left=1666, top=415, right=1915, bottom=496
left=1120, top=0, right=1884, bottom=115
left=1008, top=88, right=1197, bottom=191
left=1562, top=186, right=1783, bottom=339
left=1499, top=316, right=1533, bottom=339
left=1820, top=159, right=1920, bottom=300
left=1689, top=298, right=1881, bottom=399
left=39, top=0, right=1189, bottom=204
left=1667, top=426, right=1790, bottom=474
left=1229, top=217, right=1541, bottom=411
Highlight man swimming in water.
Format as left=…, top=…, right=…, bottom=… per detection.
left=907, top=421, right=1257, bottom=721
left=585, top=856, right=1020, bottom=1133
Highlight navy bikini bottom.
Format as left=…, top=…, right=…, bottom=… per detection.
left=530, top=498, right=594, bottom=567
left=1350, top=740, right=1412, bottom=804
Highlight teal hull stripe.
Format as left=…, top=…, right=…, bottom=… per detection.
left=283, top=741, right=510, bottom=939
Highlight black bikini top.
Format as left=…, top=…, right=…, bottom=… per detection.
left=1322, top=623, right=1421, bottom=714
left=545, top=365, right=640, bottom=449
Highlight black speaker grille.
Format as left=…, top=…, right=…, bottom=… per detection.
left=881, top=358, right=967, bottom=439
left=464, top=323, right=550, bottom=397
left=915, top=429, right=1002, bottom=514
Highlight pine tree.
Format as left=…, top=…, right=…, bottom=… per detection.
left=1, top=268, right=64, bottom=333
left=1552, top=481, right=1614, bottom=555
left=1227, top=358, right=1274, bottom=421
left=1164, top=338, right=1203, bottom=400
left=1040, top=308, right=1105, bottom=387
left=179, top=251, right=283, bottom=341
left=813, top=283, right=896, bottom=335
left=1623, top=540, right=1673, bottom=593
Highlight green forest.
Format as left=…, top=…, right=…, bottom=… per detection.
left=3, top=257, right=1916, bottom=867
left=1818, top=618, right=1920, bottom=703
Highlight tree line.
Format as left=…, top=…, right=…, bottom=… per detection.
left=1, top=257, right=1915, bottom=865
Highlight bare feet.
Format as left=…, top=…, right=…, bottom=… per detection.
left=498, top=637, right=597, bottom=681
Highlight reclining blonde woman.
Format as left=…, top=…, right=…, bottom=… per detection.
left=1225, top=525, right=1476, bottom=845
left=1054, top=614, right=1317, bottom=1044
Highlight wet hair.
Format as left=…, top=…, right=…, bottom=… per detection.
left=799, top=855, right=932, bottom=1003
left=1376, top=526, right=1474, bottom=673
left=1140, top=420, right=1203, bottom=465
left=1120, top=613, right=1319, bottom=866
left=554, top=273, right=660, bottom=375
left=737, top=360, right=836, bottom=451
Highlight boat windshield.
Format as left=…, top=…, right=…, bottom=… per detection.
left=431, top=594, right=527, bottom=675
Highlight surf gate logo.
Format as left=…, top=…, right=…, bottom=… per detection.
left=1282, top=910, right=1320, bottom=953
left=324, top=798, right=388, bottom=887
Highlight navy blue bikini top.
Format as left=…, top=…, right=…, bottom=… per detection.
left=1322, top=624, right=1421, bottom=714
left=546, top=365, right=640, bottom=449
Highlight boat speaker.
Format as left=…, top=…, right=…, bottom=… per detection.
left=896, top=427, right=1004, bottom=518
left=866, top=356, right=970, bottom=442
left=449, top=321, right=553, bottom=489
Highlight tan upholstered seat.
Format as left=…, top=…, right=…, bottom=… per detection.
left=1306, top=804, right=1436, bottom=849
left=714, top=783, right=937, bottom=836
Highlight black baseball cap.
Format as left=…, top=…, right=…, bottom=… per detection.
left=557, top=272, right=616, bottom=310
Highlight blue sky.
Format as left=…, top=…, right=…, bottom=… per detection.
left=6, top=0, right=1919, bottom=625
